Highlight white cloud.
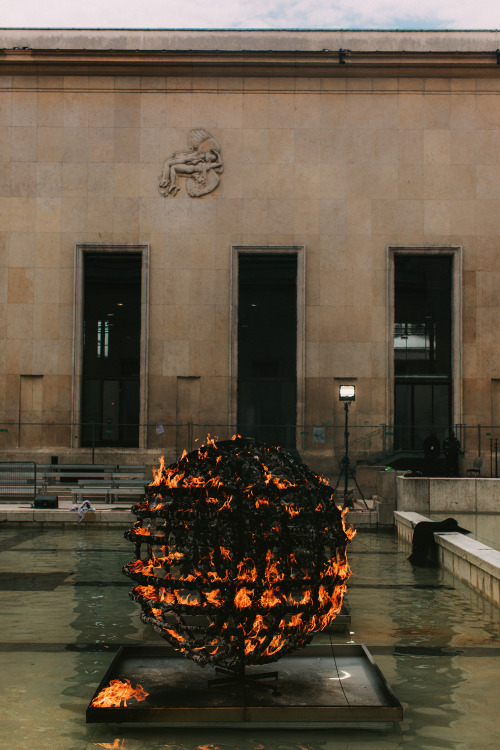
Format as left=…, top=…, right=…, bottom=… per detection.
left=0, top=0, right=499, bottom=31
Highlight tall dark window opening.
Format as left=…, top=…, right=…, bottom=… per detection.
left=394, top=254, right=452, bottom=450
left=81, top=253, right=142, bottom=447
left=237, top=253, right=297, bottom=448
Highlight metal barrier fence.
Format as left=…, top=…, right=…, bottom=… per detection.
left=0, top=421, right=500, bottom=482
left=0, top=462, right=37, bottom=501
left=2, top=421, right=500, bottom=472
left=0, top=420, right=389, bottom=459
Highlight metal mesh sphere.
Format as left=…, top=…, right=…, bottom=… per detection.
left=123, top=437, right=354, bottom=671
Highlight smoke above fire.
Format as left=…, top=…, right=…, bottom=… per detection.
left=123, top=436, right=354, bottom=670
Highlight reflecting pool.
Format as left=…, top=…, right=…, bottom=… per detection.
left=0, top=525, right=499, bottom=750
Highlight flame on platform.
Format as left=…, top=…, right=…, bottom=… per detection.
left=91, top=678, right=148, bottom=708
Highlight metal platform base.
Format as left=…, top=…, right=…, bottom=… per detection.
left=86, top=643, right=402, bottom=729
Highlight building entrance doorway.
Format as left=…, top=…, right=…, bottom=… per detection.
left=394, top=254, right=453, bottom=451
left=81, top=253, right=142, bottom=447
left=237, top=253, right=297, bottom=448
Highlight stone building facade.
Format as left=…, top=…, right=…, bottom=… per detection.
left=1, top=28, right=500, bottom=471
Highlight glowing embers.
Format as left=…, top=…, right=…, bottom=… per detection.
left=123, top=436, right=354, bottom=671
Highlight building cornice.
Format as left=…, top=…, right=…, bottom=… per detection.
left=2, top=47, right=500, bottom=77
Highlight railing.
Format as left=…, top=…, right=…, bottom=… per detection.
left=0, top=420, right=388, bottom=459
left=0, top=462, right=37, bottom=501
left=2, top=420, right=500, bottom=473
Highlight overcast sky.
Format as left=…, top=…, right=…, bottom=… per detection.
left=1, top=0, right=500, bottom=31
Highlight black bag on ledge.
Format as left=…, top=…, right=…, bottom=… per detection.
left=408, top=518, right=470, bottom=567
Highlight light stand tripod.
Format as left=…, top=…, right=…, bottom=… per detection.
left=333, top=387, right=368, bottom=509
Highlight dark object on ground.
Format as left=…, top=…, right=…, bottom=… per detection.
left=34, top=494, right=58, bottom=508
left=408, top=518, right=470, bottom=567
left=389, top=457, right=425, bottom=472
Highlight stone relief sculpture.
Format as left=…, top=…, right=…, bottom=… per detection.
left=158, top=129, right=223, bottom=197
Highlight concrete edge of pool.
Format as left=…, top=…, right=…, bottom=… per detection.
left=395, top=510, right=500, bottom=608
left=0, top=502, right=382, bottom=529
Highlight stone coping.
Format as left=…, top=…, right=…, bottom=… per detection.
left=2, top=29, right=500, bottom=52
left=394, top=511, right=500, bottom=602
left=0, top=507, right=135, bottom=525
left=0, top=502, right=378, bottom=528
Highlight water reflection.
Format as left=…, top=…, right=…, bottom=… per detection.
left=89, top=733, right=405, bottom=750
left=1, top=527, right=500, bottom=750
left=68, top=533, right=144, bottom=645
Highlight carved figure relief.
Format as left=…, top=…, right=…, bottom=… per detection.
left=158, top=129, right=223, bottom=198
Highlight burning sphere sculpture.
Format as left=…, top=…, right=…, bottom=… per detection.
left=123, top=437, right=354, bottom=675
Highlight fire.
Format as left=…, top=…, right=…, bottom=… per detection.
left=260, top=588, right=281, bottom=608
left=204, top=588, right=222, bottom=605
left=234, top=587, right=253, bottom=608
left=124, top=436, right=353, bottom=672
left=159, top=587, right=175, bottom=604
left=91, top=679, right=148, bottom=708
left=150, top=455, right=166, bottom=486
left=341, top=506, right=357, bottom=540
left=264, top=549, right=284, bottom=583
left=237, top=557, right=257, bottom=582
left=134, top=585, right=158, bottom=600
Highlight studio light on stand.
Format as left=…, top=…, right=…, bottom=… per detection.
left=334, top=384, right=367, bottom=509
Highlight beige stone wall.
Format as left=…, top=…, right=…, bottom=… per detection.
left=1, top=62, right=500, bottom=462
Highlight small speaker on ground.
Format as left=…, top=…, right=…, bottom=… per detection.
left=34, top=494, right=58, bottom=509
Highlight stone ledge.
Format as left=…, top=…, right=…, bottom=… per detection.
left=0, top=506, right=379, bottom=528
left=436, top=533, right=500, bottom=580
left=394, top=510, right=500, bottom=606
left=0, top=507, right=135, bottom=525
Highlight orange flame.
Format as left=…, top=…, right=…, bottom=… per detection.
left=236, top=557, right=257, bottom=583
left=260, top=588, right=281, bottom=608
left=234, top=587, right=254, bottom=608
left=165, top=628, right=186, bottom=642
left=341, top=507, right=357, bottom=540
left=159, top=587, right=175, bottom=604
left=264, top=549, right=284, bottom=583
left=204, top=588, right=222, bottom=606
left=91, top=679, right=148, bottom=708
left=134, top=585, right=158, bottom=600
left=133, top=526, right=152, bottom=536
left=255, top=496, right=270, bottom=508
left=150, top=455, right=166, bottom=486
left=262, top=633, right=284, bottom=657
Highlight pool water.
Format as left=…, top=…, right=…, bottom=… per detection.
left=0, top=525, right=499, bottom=750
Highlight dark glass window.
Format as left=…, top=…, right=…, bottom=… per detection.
left=394, top=255, right=453, bottom=450
left=237, top=254, right=297, bottom=448
left=81, top=253, right=141, bottom=447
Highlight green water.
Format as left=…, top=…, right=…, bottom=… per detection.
left=0, top=525, right=499, bottom=750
